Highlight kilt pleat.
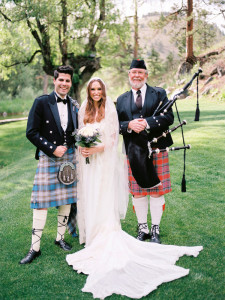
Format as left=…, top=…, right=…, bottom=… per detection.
left=128, top=151, right=172, bottom=196
left=31, top=147, right=77, bottom=209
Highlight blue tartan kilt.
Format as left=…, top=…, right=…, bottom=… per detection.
left=31, top=147, right=77, bottom=209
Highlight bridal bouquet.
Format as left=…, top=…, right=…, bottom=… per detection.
left=73, top=126, right=101, bottom=164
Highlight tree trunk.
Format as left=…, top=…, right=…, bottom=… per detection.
left=3, top=0, right=106, bottom=104
left=197, top=46, right=225, bottom=66
left=69, top=55, right=101, bottom=103
left=186, top=0, right=196, bottom=65
left=134, top=0, right=139, bottom=58
left=43, top=73, right=49, bottom=94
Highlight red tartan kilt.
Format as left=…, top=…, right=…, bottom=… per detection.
left=128, top=151, right=172, bottom=196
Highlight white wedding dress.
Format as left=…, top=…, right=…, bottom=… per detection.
left=66, top=98, right=203, bottom=299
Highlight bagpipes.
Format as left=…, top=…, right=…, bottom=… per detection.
left=148, top=120, right=190, bottom=158
left=152, top=67, right=202, bottom=120
left=147, top=68, right=203, bottom=192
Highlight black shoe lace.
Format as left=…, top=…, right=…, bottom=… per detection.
left=151, top=225, right=160, bottom=236
left=31, top=228, right=43, bottom=250
left=137, top=223, right=149, bottom=238
left=57, top=214, right=69, bottom=240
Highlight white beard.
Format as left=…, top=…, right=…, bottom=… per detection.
left=129, top=77, right=147, bottom=89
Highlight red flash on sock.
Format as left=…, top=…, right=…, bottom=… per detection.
left=133, top=205, right=135, bottom=213
left=162, top=204, right=165, bottom=211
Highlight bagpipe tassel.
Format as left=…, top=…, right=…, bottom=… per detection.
left=181, top=173, right=186, bottom=192
left=194, top=75, right=200, bottom=121
left=181, top=147, right=187, bottom=192
left=194, top=103, right=200, bottom=121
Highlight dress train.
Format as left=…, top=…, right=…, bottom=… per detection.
left=66, top=228, right=202, bottom=299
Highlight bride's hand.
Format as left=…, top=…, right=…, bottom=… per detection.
left=80, top=145, right=104, bottom=157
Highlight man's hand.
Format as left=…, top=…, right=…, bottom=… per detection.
left=128, top=119, right=148, bottom=134
left=53, top=145, right=67, bottom=157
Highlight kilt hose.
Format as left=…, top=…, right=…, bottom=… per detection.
left=31, top=147, right=77, bottom=209
left=67, top=203, right=78, bottom=237
left=128, top=151, right=172, bottom=196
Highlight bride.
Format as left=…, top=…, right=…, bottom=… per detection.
left=66, top=78, right=203, bottom=299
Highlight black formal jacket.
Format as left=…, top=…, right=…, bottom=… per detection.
left=116, top=84, right=174, bottom=152
left=116, top=84, right=174, bottom=188
left=26, top=91, right=78, bottom=160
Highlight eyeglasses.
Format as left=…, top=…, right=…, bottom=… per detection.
left=129, top=70, right=147, bottom=75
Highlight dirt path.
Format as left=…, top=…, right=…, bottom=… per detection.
left=0, top=117, right=28, bottom=125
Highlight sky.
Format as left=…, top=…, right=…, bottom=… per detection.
left=116, top=0, right=225, bottom=33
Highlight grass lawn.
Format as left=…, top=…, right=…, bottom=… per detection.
left=0, top=98, right=34, bottom=120
left=0, top=96, right=224, bottom=300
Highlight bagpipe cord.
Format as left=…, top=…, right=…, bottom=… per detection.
left=175, top=102, right=187, bottom=192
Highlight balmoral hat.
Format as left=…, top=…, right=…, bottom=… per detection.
left=129, top=59, right=147, bottom=70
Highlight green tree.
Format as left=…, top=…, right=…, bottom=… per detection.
left=97, top=19, right=132, bottom=69
left=194, top=9, right=217, bottom=51
left=147, top=47, right=162, bottom=75
left=0, top=62, right=46, bottom=99
left=203, top=0, right=225, bottom=24
left=0, top=0, right=129, bottom=101
left=164, top=51, right=175, bottom=72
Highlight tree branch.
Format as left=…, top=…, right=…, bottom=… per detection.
left=60, top=0, right=68, bottom=64
left=84, top=0, right=91, bottom=9
left=197, top=46, right=225, bottom=66
left=220, top=8, right=225, bottom=19
left=35, top=17, right=51, bottom=56
left=99, top=0, right=105, bottom=21
left=26, top=17, right=43, bottom=50
left=4, top=50, right=42, bottom=67
left=86, top=0, right=105, bottom=52
left=26, top=50, right=42, bottom=64
left=0, top=10, right=12, bottom=22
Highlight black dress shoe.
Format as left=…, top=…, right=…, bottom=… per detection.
left=19, top=249, right=41, bottom=264
left=54, top=239, right=72, bottom=251
left=136, top=223, right=150, bottom=241
left=137, top=231, right=150, bottom=241
left=150, top=225, right=161, bottom=244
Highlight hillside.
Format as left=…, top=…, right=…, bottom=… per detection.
left=164, top=44, right=225, bottom=101
left=134, top=13, right=225, bottom=60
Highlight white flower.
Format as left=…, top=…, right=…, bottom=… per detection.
left=78, top=126, right=98, bottom=137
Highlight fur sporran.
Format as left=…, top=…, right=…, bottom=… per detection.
left=58, top=162, right=76, bottom=185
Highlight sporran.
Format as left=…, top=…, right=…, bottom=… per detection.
left=58, top=161, right=77, bottom=185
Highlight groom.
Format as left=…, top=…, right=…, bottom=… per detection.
left=116, top=59, right=174, bottom=244
left=20, top=65, right=78, bottom=264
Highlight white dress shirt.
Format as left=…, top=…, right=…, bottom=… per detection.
left=128, top=84, right=150, bottom=132
left=55, top=93, right=68, bottom=132
left=131, top=83, right=147, bottom=107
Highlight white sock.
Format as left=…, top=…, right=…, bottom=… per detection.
left=132, top=196, right=149, bottom=233
left=31, top=209, right=48, bottom=252
left=56, top=204, right=71, bottom=241
left=150, top=196, right=165, bottom=230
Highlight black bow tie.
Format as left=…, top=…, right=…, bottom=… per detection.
left=57, top=97, right=68, bottom=105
